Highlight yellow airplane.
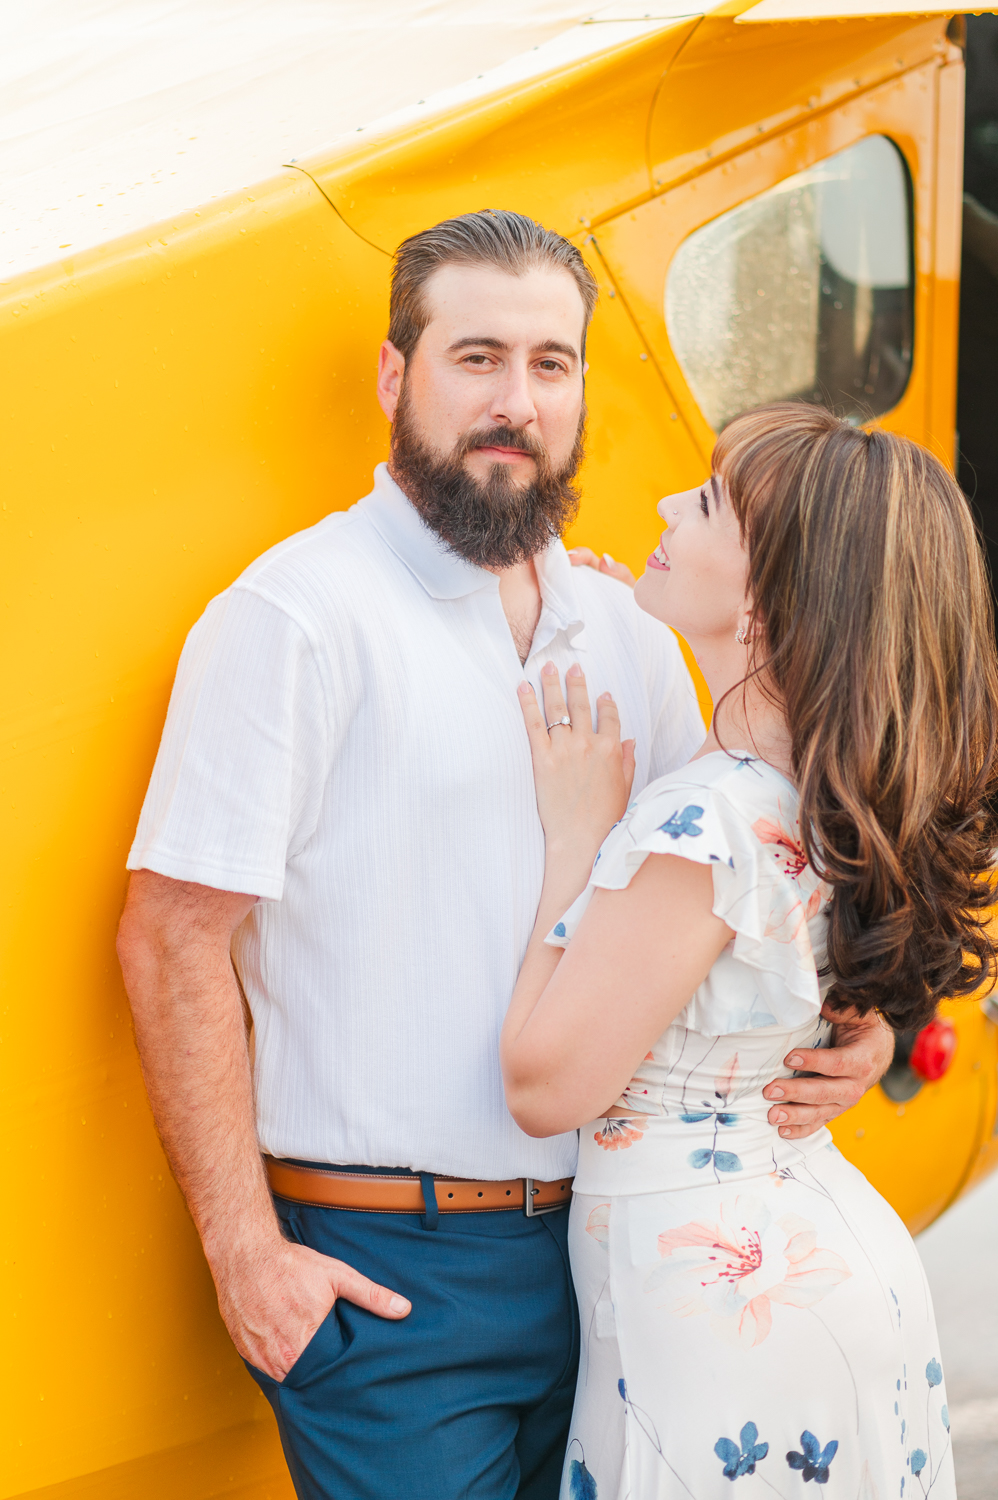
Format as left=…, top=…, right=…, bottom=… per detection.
left=2, top=3, right=996, bottom=1496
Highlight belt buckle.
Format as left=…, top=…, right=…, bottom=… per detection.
left=523, top=1177, right=561, bottom=1217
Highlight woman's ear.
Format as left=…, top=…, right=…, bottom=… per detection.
left=734, top=606, right=753, bottom=647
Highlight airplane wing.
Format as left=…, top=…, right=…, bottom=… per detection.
left=738, top=0, right=993, bottom=20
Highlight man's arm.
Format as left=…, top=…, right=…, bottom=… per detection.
left=117, top=870, right=410, bottom=1381
left=762, top=1002, right=894, bottom=1139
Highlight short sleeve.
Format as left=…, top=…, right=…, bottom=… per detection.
left=545, top=768, right=830, bottom=1032
left=126, top=587, right=329, bottom=900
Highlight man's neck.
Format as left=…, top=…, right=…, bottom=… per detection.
left=491, top=558, right=543, bottom=666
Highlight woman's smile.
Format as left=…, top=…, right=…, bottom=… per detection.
left=647, top=537, right=670, bottom=572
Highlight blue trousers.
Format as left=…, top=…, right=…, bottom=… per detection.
left=246, top=1178, right=578, bottom=1500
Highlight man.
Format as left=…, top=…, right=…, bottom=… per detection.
left=117, top=211, right=892, bottom=1500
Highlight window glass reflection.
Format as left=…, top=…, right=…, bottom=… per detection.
left=665, top=135, right=913, bottom=429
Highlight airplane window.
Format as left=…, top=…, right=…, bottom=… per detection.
left=665, top=135, right=914, bottom=430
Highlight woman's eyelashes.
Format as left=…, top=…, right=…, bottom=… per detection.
left=699, top=487, right=709, bottom=517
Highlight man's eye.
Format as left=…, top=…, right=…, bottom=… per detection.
left=537, top=360, right=562, bottom=372
left=464, top=355, right=490, bottom=366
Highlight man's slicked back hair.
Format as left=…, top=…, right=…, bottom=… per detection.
left=388, top=210, right=599, bottom=361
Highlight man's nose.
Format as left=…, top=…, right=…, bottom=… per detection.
left=487, top=359, right=537, bottom=430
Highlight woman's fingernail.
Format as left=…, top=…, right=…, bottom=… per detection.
left=603, top=552, right=615, bottom=566
left=542, top=661, right=557, bottom=677
left=786, top=1054, right=803, bottom=1068
left=517, top=680, right=534, bottom=695
left=774, top=1110, right=788, bottom=1123
left=598, top=691, right=612, bottom=702
left=566, top=662, right=583, bottom=678
left=779, top=1127, right=791, bottom=1138
left=769, top=1086, right=784, bottom=1099
left=389, top=1295, right=410, bottom=1314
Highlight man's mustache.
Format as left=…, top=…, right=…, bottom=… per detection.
left=455, top=426, right=547, bottom=462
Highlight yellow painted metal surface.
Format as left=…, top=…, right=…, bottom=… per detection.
left=2, top=173, right=388, bottom=1500
left=829, top=997, right=998, bottom=1236
left=1, top=11, right=994, bottom=1497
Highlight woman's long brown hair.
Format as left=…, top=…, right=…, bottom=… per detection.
left=713, top=402, right=998, bottom=1030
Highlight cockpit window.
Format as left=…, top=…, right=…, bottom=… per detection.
left=665, top=134, right=914, bottom=430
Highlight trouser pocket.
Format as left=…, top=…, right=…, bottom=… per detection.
left=278, top=1302, right=348, bottom=1390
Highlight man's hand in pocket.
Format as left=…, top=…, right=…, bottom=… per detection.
left=211, top=1235, right=411, bottom=1380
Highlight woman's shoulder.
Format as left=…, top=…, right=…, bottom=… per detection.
left=594, top=751, right=827, bottom=918
left=548, top=752, right=830, bottom=1026
left=627, top=751, right=798, bottom=840
left=583, top=753, right=790, bottom=892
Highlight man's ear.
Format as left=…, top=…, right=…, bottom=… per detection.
left=377, top=340, right=405, bottom=421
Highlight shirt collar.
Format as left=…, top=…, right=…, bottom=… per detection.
left=532, top=538, right=587, bottom=656
left=361, top=464, right=495, bottom=600
left=360, top=463, right=587, bottom=649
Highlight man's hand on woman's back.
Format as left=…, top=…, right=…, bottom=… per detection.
left=763, top=1003, right=894, bottom=1140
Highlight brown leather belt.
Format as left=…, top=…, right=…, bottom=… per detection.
left=264, top=1156, right=573, bottom=1216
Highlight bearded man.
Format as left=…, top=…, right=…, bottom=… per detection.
left=117, top=211, right=893, bottom=1500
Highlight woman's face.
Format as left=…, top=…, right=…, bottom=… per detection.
left=633, top=475, right=751, bottom=647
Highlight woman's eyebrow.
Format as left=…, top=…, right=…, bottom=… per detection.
left=708, top=475, right=722, bottom=508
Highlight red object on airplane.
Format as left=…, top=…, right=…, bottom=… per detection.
left=909, top=1018, right=958, bottom=1082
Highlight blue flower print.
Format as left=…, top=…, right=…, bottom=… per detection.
left=682, top=1058, right=743, bottom=1179
left=658, top=804, right=704, bottom=839
left=568, top=1457, right=598, bottom=1500
left=910, top=1450, right=927, bottom=1477
left=688, top=1147, right=743, bottom=1172
left=715, top=1422, right=770, bottom=1479
left=618, top=1378, right=627, bottom=1400
left=925, top=1358, right=942, bottom=1388
left=553, top=922, right=567, bottom=938
left=941, top=1405, right=950, bottom=1432
left=787, top=1431, right=839, bottom=1483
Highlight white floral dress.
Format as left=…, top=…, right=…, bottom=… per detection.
left=547, top=752, right=954, bottom=1500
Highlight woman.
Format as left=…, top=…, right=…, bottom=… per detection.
left=502, top=403, right=998, bottom=1499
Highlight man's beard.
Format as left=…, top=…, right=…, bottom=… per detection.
left=388, top=383, right=585, bottom=570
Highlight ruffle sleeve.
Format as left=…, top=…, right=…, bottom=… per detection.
left=544, top=765, right=831, bottom=1034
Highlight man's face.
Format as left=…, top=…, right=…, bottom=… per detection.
left=377, top=262, right=588, bottom=568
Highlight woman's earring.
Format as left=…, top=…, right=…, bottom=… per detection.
left=735, top=627, right=747, bottom=645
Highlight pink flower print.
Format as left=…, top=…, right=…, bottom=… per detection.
left=645, top=1195, right=851, bottom=1349
left=715, top=1053, right=740, bottom=1101
left=752, top=817, right=808, bottom=880
left=586, top=1203, right=610, bottom=1248
left=760, top=876, right=825, bottom=953
left=594, top=1116, right=648, bottom=1151
left=803, top=888, right=822, bottom=922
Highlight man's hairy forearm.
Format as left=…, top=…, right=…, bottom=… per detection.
left=117, top=874, right=278, bottom=1268
left=118, top=872, right=410, bottom=1379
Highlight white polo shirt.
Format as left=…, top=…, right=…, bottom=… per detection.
left=128, top=465, right=704, bottom=1180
